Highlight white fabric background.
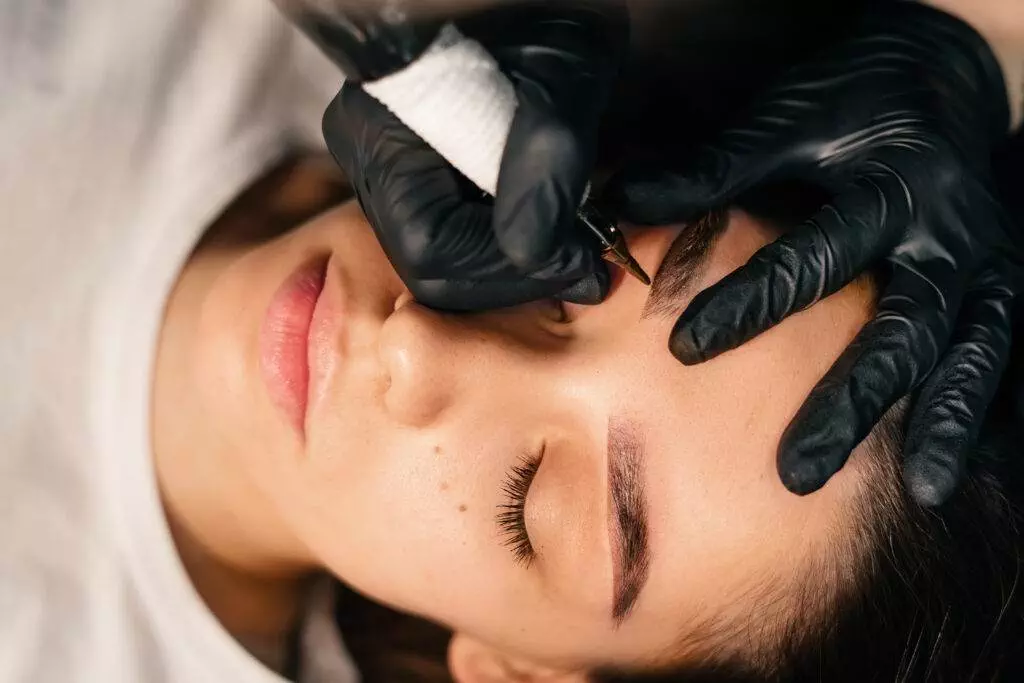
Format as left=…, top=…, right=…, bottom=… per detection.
left=0, top=1, right=356, bottom=681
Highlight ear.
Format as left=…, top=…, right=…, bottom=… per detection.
left=448, top=632, right=589, bottom=683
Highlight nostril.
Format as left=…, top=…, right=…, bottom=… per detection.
left=378, top=300, right=453, bottom=427
left=393, top=290, right=414, bottom=312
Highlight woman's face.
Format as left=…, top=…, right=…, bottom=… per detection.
left=158, top=200, right=874, bottom=671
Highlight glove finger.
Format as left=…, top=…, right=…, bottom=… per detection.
left=407, top=268, right=607, bottom=312
left=554, top=266, right=610, bottom=305
left=485, top=3, right=628, bottom=269
left=777, top=263, right=958, bottom=495
left=325, top=85, right=601, bottom=285
left=902, top=271, right=1015, bottom=506
left=669, top=171, right=912, bottom=365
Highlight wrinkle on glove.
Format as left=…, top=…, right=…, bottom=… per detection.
left=611, top=1, right=1021, bottom=505
left=320, top=1, right=628, bottom=311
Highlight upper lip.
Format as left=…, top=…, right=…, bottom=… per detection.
left=258, top=254, right=330, bottom=440
left=304, top=255, right=341, bottom=433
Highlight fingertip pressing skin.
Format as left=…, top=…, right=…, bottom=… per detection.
left=903, top=457, right=959, bottom=507
left=557, top=267, right=610, bottom=306
left=777, top=381, right=868, bottom=496
left=777, top=434, right=840, bottom=496
left=900, top=385, right=973, bottom=508
left=668, top=315, right=707, bottom=366
left=777, top=397, right=860, bottom=496
left=897, top=285, right=1015, bottom=506
left=901, top=416, right=967, bottom=507
left=779, top=461, right=827, bottom=496
left=667, top=286, right=726, bottom=365
left=669, top=282, right=762, bottom=366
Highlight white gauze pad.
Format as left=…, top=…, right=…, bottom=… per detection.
left=362, top=23, right=516, bottom=196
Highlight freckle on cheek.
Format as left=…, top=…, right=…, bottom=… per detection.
left=433, top=445, right=443, bottom=455
left=458, top=504, right=467, bottom=512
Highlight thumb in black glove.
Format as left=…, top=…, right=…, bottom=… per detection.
left=317, top=1, right=629, bottom=311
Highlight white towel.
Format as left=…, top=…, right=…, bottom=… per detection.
left=362, top=23, right=516, bottom=196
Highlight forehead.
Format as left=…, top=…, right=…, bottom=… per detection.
left=603, top=212, right=874, bottom=652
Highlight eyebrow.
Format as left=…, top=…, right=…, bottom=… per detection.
left=605, top=211, right=729, bottom=623
left=608, top=416, right=650, bottom=624
left=642, top=209, right=730, bottom=320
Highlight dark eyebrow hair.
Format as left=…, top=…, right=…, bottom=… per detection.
left=642, top=209, right=730, bottom=320
left=604, top=211, right=729, bottom=623
left=608, top=416, right=650, bottom=624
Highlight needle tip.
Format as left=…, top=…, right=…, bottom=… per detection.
left=625, top=257, right=651, bottom=286
left=602, top=244, right=651, bottom=286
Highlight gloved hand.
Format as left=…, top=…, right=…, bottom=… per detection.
left=314, top=1, right=628, bottom=310
left=611, top=1, right=1022, bottom=505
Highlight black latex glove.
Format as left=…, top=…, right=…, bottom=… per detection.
left=611, top=1, right=1022, bottom=505
left=315, top=1, right=628, bottom=311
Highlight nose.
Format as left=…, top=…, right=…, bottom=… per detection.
left=377, top=300, right=474, bottom=427
left=377, top=299, right=555, bottom=428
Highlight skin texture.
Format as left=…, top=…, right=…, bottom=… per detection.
left=152, top=161, right=875, bottom=678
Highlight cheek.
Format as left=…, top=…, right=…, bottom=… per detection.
left=283, top=408, right=526, bottom=626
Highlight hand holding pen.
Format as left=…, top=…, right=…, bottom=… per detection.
left=298, top=0, right=631, bottom=311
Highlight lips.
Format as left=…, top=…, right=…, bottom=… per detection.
left=260, top=255, right=329, bottom=438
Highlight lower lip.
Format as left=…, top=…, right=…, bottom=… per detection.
left=260, top=256, right=329, bottom=438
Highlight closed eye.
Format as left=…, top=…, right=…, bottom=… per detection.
left=496, top=450, right=543, bottom=566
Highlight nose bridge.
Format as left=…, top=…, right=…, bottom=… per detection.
left=378, top=302, right=549, bottom=428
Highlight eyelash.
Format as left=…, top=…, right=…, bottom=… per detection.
left=496, top=452, right=543, bottom=566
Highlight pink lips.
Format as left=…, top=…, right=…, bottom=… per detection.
left=260, top=256, right=329, bottom=437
